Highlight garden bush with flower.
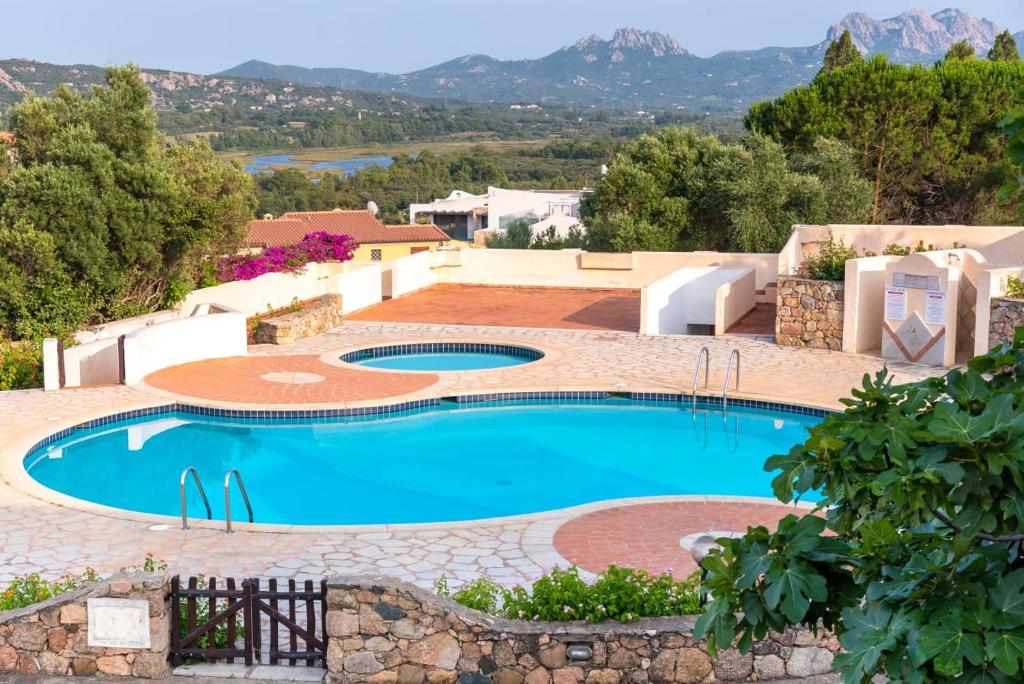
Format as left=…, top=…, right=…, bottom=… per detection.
left=215, top=232, right=357, bottom=283
left=437, top=565, right=703, bottom=623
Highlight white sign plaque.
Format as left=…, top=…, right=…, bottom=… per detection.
left=894, top=272, right=940, bottom=290
left=87, top=598, right=151, bottom=648
left=925, top=290, right=946, bottom=325
left=885, top=286, right=907, bottom=321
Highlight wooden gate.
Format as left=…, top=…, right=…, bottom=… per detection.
left=169, top=576, right=327, bottom=668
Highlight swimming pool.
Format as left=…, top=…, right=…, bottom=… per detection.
left=22, top=398, right=822, bottom=526
left=341, top=343, right=543, bottom=371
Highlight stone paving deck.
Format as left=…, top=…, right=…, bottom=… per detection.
left=347, top=284, right=642, bottom=332
left=0, top=322, right=940, bottom=591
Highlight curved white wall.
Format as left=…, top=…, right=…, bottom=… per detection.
left=122, top=311, right=247, bottom=385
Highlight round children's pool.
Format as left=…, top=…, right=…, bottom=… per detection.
left=341, top=343, right=543, bottom=371
left=22, top=397, right=824, bottom=526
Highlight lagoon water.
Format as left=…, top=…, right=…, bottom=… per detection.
left=244, top=154, right=393, bottom=175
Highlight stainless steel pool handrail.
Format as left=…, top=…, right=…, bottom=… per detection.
left=691, top=345, right=710, bottom=409
left=180, top=466, right=211, bottom=530
left=722, top=348, right=741, bottom=410
left=223, top=469, right=253, bottom=533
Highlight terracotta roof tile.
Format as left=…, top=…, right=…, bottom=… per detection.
left=246, top=210, right=450, bottom=247
left=0, top=132, right=15, bottom=145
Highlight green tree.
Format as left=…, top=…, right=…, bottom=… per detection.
left=989, top=30, right=1021, bottom=62
left=724, top=134, right=826, bottom=252
left=945, top=39, right=977, bottom=61
left=695, top=331, right=1024, bottom=682
left=821, top=30, right=863, bottom=75
left=748, top=55, right=1024, bottom=225
left=999, top=91, right=1024, bottom=217
left=0, top=65, right=255, bottom=330
left=790, top=138, right=874, bottom=225
left=0, top=221, right=91, bottom=339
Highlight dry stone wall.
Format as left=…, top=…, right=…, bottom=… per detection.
left=256, top=294, right=345, bottom=345
left=0, top=573, right=170, bottom=678
left=989, top=297, right=1024, bottom=349
left=775, top=277, right=845, bottom=351
left=324, top=574, right=838, bottom=684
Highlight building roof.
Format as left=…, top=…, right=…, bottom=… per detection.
left=246, top=209, right=450, bottom=247
left=0, top=132, right=15, bottom=145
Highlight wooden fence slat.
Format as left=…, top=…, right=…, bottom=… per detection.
left=269, top=578, right=279, bottom=665
left=288, top=579, right=297, bottom=666
left=243, top=580, right=254, bottom=667
left=251, top=579, right=262, bottom=665
left=226, top=578, right=237, bottom=664
left=304, top=579, right=315, bottom=667
left=170, top=576, right=182, bottom=667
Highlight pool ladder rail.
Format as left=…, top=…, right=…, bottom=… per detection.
left=689, top=346, right=741, bottom=410
left=179, top=466, right=254, bottom=533
left=722, top=348, right=741, bottom=410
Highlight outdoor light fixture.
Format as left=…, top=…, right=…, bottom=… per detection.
left=566, top=644, right=593, bottom=661
left=690, top=534, right=720, bottom=565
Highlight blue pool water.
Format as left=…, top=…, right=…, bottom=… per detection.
left=352, top=352, right=531, bottom=371
left=23, top=401, right=821, bottom=525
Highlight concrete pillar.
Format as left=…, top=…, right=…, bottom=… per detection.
left=42, top=338, right=60, bottom=391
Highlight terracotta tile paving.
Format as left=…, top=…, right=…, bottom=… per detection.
left=347, top=284, right=641, bottom=332
left=144, top=355, right=438, bottom=404
left=727, top=303, right=777, bottom=335
left=553, top=501, right=802, bottom=577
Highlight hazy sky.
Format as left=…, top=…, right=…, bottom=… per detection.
left=4, top=1, right=1024, bottom=74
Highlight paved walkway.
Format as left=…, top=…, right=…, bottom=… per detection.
left=347, top=284, right=642, bottom=332
left=554, top=501, right=801, bottom=577
left=0, top=322, right=939, bottom=589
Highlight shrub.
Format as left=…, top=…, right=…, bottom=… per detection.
left=216, top=232, right=356, bottom=282
left=882, top=242, right=912, bottom=256
left=0, top=568, right=100, bottom=611
left=696, top=328, right=1024, bottom=682
left=0, top=339, right=43, bottom=390
left=1006, top=276, right=1024, bottom=298
left=800, top=234, right=858, bottom=280
left=438, top=565, right=702, bottom=623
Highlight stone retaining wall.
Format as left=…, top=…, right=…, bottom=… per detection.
left=0, top=572, right=169, bottom=678
left=256, top=294, right=344, bottom=345
left=775, top=277, right=844, bottom=351
left=324, top=575, right=838, bottom=683
left=989, top=297, right=1024, bottom=349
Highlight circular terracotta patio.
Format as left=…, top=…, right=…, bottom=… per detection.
left=144, top=355, right=438, bottom=404
left=553, top=500, right=802, bottom=577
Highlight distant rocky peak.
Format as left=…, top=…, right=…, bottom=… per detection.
left=827, top=7, right=1003, bottom=57
left=609, top=28, right=687, bottom=56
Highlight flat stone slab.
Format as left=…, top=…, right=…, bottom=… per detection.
left=174, top=662, right=325, bottom=681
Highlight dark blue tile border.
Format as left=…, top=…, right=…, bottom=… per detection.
left=23, top=393, right=834, bottom=459
left=340, top=342, right=544, bottom=365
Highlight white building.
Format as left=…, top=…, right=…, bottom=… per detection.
left=408, top=187, right=585, bottom=241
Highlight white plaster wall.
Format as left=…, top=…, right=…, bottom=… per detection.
left=391, top=250, right=438, bottom=298
left=180, top=264, right=331, bottom=318
left=842, top=256, right=898, bottom=353
left=715, top=270, right=757, bottom=335
left=122, top=311, right=247, bottom=385
left=75, top=310, right=181, bottom=344
left=62, top=337, right=122, bottom=387
left=334, top=262, right=383, bottom=314
left=640, top=267, right=752, bottom=335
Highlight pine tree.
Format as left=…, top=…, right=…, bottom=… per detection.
left=820, top=30, right=863, bottom=75
left=988, top=30, right=1021, bottom=62
left=945, top=40, right=976, bottom=61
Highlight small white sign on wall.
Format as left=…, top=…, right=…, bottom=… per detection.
left=925, top=290, right=947, bottom=325
left=87, top=598, right=151, bottom=649
left=885, top=286, right=907, bottom=321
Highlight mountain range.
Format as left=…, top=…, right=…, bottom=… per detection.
left=220, top=9, right=1024, bottom=111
